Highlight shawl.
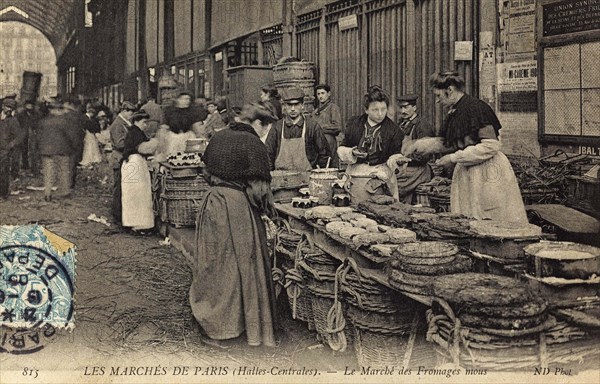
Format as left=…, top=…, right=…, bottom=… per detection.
left=441, top=94, right=501, bottom=149
left=122, top=125, right=149, bottom=161
left=204, top=122, right=271, bottom=182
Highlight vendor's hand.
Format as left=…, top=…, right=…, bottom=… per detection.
left=386, top=154, right=410, bottom=170
left=352, top=148, right=368, bottom=158
left=435, top=154, right=454, bottom=167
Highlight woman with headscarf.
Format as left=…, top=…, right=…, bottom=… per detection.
left=120, top=111, right=158, bottom=234
left=189, top=112, right=277, bottom=347
left=431, top=71, right=527, bottom=222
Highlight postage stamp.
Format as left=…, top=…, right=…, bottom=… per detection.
left=0, top=225, right=76, bottom=354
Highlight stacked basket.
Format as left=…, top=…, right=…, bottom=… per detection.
left=272, top=220, right=314, bottom=328
left=159, top=175, right=209, bottom=227
left=388, top=242, right=472, bottom=295
left=297, top=238, right=347, bottom=350
left=338, top=259, right=426, bottom=368
left=272, top=60, right=316, bottom=113
left=427, top=273, right=599, bottom=371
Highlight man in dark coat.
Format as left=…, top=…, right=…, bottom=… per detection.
left=396, top=94, right=436, bottom=203
left=265, top=87, right=331, bottom=171
left=37, top=102, right=84, bottom=201
left=0, top=99, right=26, bottom=198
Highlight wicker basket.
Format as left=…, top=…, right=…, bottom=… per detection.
left=428, top=194, right=450, bottom=213
left=160, top=176, right=209, bottom=227
left=273, top=61, right=315, bottom=82
left=353, top=325, right=413, bottom=369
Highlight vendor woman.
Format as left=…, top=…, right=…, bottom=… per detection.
left=337, top=86, right=407, bottom=200
left=431, top=71, right=527, bottom=222
left=190, top=116, right=277, bottom=347
left=120, top=111, right=158, bottom=234
left=265, top=87, right=331, bottom=171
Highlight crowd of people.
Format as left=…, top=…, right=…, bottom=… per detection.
left=0, top=70, right=527, bottom=349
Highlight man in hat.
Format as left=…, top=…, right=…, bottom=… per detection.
left=265, top=87, right=330, bottom=171
left=0, top=99, right=26, bottom=198
left=395, top=94, right=435, bottom=203
left=109, top=101, right=136, bottom=223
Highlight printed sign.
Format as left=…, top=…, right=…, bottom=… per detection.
left=543, top=0, right=600, bottom=37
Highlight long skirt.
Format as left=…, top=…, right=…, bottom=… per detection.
left=80, top=131, right=103, bottom=166
left=121, top=154, right=154, bottom=229
left=451, top=151, right=527, bottom=223
left=189, top=186, right=276, bottom=346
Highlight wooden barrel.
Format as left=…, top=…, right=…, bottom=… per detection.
left=524, top=241, right=600, bottom=280
left=20, top=71, right=42, bottom=102
left=158, top=75, right=178, bottom=89
left=273, top=61, right=315, bottom=83
left=469, top=220, right=542, bottom=260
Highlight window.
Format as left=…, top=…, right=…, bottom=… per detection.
left=542, top=41, right=600, bottom=139
left=67, top=66, right=76, bottom=93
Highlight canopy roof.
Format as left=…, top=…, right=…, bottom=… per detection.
left=0, top=0, right=79, bottom=56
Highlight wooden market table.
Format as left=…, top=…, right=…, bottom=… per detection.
left=274, top=203, right=432, bottom=307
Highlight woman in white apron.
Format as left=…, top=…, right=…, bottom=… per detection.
left=431, top=71, right=527, bottom=222
left=337, top=86, right=407, bottom=203
left=80, top=130, right=103, bottom=166
left=121, top=111, right=158, bottom=232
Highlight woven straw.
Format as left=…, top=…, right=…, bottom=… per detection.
left=427, top=306, right=598, bottom=371
left=160, top=175, right=208, bottom=227
left=352, top=325, right=412, bottom=369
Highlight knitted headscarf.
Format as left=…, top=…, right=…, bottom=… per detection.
left=203, top=122, right=272, bottom=182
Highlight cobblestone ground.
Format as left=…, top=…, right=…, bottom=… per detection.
left=0, top=163, right=356, bottom=380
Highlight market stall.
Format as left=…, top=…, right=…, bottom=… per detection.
left=272, top=193, right=600, bottom=371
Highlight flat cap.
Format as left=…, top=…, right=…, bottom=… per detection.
left=121, top=101, right=136, bottom=111
left=397, top=94, right=419, bottom=106
left=281, top=87, right=305, bottom=103
left=2, top=98, right=17, bottom=109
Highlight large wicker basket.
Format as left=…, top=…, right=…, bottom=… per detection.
left=160, top=176, right=209, bottom=227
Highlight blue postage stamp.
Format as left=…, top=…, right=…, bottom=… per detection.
left=0, top=225, right=76, bottom=353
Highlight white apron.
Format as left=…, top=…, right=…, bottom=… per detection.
left=121, top=154, right=154, bottom=229
left=451, top=151, right=527, bottom=222
left=80, top=131, right=103, bottom=165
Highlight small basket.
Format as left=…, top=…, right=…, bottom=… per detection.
left=428, top=194, right=450, bottom=213
left=353, top=325, right=412, bottom=369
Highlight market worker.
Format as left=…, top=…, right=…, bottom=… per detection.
left=396, top=94, right=435, bottom=203
left=431, top=71, right=527, bottom=222
left=0, top=99, right=26, bottom=199
left=337, top=86, right=407, bottom=200
left=190, top=115, right=277, bottom=347
left=120, top=111, right=158, bottom=234
left=265, top=87, right=331, bottom=171
left=109, top=101, right=136, bottom=224
left=312, top=84, right=342, bottom=168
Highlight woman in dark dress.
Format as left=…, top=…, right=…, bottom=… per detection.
left=431, top=71, right=527, bottom=222
left=190, top=106, right=277, bottom=347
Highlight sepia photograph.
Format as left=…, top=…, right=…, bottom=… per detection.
left=0, top=0, right=599, bottom=383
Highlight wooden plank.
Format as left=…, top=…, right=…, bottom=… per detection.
left=526, top=204, right=600, bottom=234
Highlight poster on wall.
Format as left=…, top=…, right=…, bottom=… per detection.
left=543, top=45, right=581, bottom=90
left=498, top=61, right=538, bottom=92
left=497, top=60, right=538, bottom=112
left=508, top=0, right=535, bottom=54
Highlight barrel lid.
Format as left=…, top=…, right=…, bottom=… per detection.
left=470, top=220, right=542, bottom=239
left=524, top=241, right=600, bottom=261
left=395, top=241, right=458, bottom=258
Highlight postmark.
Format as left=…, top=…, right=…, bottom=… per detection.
left=0, top=226, right=76, bottom=354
